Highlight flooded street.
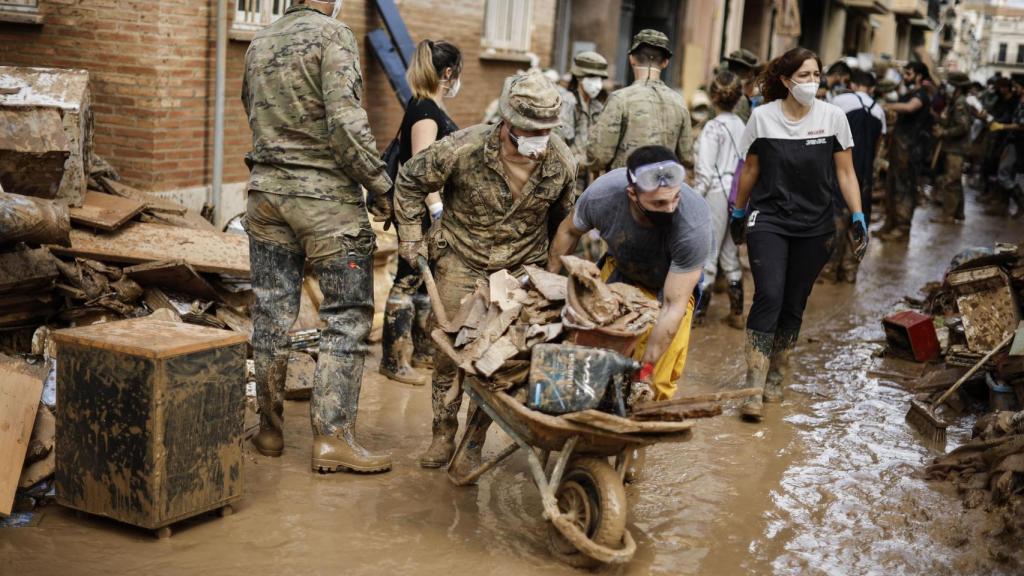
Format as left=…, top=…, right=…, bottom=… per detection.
left=4, top=199, right=1023, bottom=576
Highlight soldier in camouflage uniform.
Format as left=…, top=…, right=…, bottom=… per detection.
left=723, top=48, right=760, bottom=123
left=241, top=0, right=393, bottom=474
left=932, top=72, right=973, bottom=224
left=395, top=71, right=576, bottom=471
left=557, top=51, right=608, bottom=193
left=588, top=30, right=694, bottom=173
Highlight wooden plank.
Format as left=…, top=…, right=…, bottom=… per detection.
left=97, top=177, right=188, bottom=216
left=50, top=222, right=250, bottom=277
left=0, top=248, right=58, bottom=295
left=0, top=294, right=55, bottom=328
left=52, top=318, right=248, bottom=360
left=124, top=259, right=220, bottom=301
left=68, top=191, right=145, bottom=231
left=633, top=387, right=763, bottom=413
left=139, top=210, right=217, bottom=232
left=561, top=410, right=695, bottom=435
left=0, top=366, right=43, bottom=516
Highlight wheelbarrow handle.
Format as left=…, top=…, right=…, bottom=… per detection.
left=418, top=256, right=451, bottom=330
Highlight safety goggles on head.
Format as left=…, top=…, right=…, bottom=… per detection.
left=628, top=161, right=686, bottom=192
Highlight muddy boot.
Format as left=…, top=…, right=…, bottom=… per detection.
left=692, top=291, right=711, bottom=326
left=410, top=292, right=436, bottom=369
left=448, top=404, right=490, bottom=482
left=726, top=280, right=745, bottom=330
left=249, top=237, right=304, bottom=457
left=420, top=416, right=458, bottom=468
left=740, top=329, right=773, bottom=422
left=312, top=434, right=391, bottom=474
left=379, top=294, right=428, bottom=386
left=764, top=328, right=797, bottom=403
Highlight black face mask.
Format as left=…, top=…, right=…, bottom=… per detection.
left=633, top=196, right=675, bottom=228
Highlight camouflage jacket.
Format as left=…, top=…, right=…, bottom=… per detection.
left=557, top=89, right=605, bottom=170
left=733, top=94, right=751, bottom=123
left=938, top=95, right=971, bottom=155
left=587, top=78, right=694, bottom=171
left=241, top=5, right=390, bottom=202
left=395, top=123, right=577, bottom=272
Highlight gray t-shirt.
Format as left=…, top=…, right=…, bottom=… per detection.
left=573, top=168, right=712, bottom=292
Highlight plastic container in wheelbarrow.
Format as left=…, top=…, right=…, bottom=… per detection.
left=527, top=343, right=641, bottom=414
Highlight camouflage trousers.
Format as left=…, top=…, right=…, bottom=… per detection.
left=937, top=153, right=965, bottom=220
left=246, top=191, right=376, bottom=438
left=885, top=138, right=919, bottom=232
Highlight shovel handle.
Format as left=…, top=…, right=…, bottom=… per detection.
left=418, top=256, right=450, bottom=329
left=932, top=333, right=1014, bottom=409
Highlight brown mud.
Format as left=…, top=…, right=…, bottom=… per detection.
left=4, top=198, right=1024, bottom=575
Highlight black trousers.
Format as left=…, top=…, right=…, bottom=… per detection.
left=747, top=231, right=833, bottom=335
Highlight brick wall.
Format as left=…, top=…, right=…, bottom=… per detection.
left=0, top=0, right=556, bottom=194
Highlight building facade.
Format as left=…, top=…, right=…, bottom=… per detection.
left=0, top=0, right=556, bottom=222
left=948, top=0, right=1024, bottom=81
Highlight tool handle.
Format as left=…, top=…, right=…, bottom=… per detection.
left=417, top=256, right=450, bottom=330
left=932, top=333, right=1014, bottom=409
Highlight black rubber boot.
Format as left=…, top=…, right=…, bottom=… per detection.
left=727, top=280, right=744, bottom=330
left=379, top=294, right=428, bottom=386
left=411, top=292, right=436, bottom=369
left=693, top=291, right=711, bottom=326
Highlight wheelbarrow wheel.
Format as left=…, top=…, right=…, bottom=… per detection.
left=547, top=457, right=627, bottom=568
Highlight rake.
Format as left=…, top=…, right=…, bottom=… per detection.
left=906, top=333, right=1014, bottom=447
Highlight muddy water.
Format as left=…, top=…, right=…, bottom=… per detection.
left=4, top=201, right=1023, bottom=575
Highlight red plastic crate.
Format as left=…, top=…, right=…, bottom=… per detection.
left=882, top=310, right=941, bottom=362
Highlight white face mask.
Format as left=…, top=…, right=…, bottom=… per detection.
left=511, top=131, right=549, bottom=159
left=788, top=79, right=818, bottom=106
left=581, top=77, right=603, bottom=99
left=444, top=77, right=461, bottom=99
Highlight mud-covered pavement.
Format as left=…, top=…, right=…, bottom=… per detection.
left=3, top=198, right=1023, bottom=576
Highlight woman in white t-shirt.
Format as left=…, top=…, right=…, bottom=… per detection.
left=728, top=47, right=869, bottom=421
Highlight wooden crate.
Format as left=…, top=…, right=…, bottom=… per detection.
left=52, top=318, right=248, bottom=535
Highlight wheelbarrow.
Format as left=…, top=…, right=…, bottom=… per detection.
left=416, top=258, right=693, bottom=568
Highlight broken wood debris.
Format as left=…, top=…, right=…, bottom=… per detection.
left=68, top=190, right=145, bottom=231
left=0, top=190, right=70, bottom=247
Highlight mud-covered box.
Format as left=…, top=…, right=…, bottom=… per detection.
left=52, top=318, right=248, bottom=535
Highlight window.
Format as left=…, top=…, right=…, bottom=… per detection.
left=482, top=0, right=535, bottom=60
left=231, top=0, right=293, bottom=40
left=1018, top=45, right=1024, bottom=64
left=999, top=42, right=1008, bottom=63
left=0, top=0, right=42, bottom=25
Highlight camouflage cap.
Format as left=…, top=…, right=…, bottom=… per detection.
left=947, top=71, right=971, bottom=88
left=629, top=29, right=672, bottom=57
left=876, top=79, right=898, bottom=94
left=724, top=48, right=759, bottom=70
left=570, top=51, right=609, bottom=78
left=499, top=71, right=563, bottom=131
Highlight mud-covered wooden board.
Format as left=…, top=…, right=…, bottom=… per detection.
left=51, top=222, right=250, bottom=276
left=0, top=248, right=58, bottom=295
left=124, top=259, right=220, bottom=301
left=68, top=191, right=144, bottom=231
left=562, top=410, right=695, bottom=435
left=0, top=368, right=43, bottom=516
left=98, top=176, right=188, bottom=216
left=53, top=318, right=247, bottom=359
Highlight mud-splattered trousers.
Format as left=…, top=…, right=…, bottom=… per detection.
left=245, top=191, right=376, bottom=438
left=884, top=135, right=920, bottom=233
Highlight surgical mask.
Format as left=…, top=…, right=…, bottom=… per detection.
left=444, top=77, right=461, bottom=98
left=581, top=77, right=603, bottom=99
left=788, top=80, right=818, bottom=107
left=510, top=131, right=549, bottom=159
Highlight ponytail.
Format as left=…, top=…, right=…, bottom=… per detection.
left=406, top=39, right=463, bottom=100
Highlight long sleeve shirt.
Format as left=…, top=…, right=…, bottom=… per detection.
left=693, top=112, right=746, bottom=199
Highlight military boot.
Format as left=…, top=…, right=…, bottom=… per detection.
left=411, top=292, right=436, bottom=369
left=379, top=294, right=428, bottom=386
left=249, top=237, right=304, bottom=457
left=726, top=280, right=745, bottom=330
left=764, top=328, right=798, bottom=403
left=740, top=329, right=773, bottom=422
left=692, top=291, right=711, bottom=326
left=420, top=416, right=458, bottom=468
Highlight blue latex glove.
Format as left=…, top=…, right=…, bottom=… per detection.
left=729, top=207, right=747, bottom=246
left=849, top=211, right=868, bottom=261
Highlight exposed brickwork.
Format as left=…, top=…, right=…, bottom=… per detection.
left=0, top=0, right=556, bottom=193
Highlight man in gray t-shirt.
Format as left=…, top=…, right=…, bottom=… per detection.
left=548, top=146, right=711, bottom=401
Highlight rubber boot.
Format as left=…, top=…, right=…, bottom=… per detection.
left=448, top=404, right=490, bottom=482
left=740, top=329, right=773, bottom=422
left=420, top=416, right=458, bottom=468
left=410, top=292, right=436, bottom=369
left=379, top=294, right=428, bottom=386
left=726, top=280, right=745, bottom=330
left=312, top=434, right=392, bottom=473
left=692, top=291, right=710, bottom=326
left=249, top=237, right=304, bottom=457
left=764, top=328, right=797, bottom=403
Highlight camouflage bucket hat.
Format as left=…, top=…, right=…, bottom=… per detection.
left=499, top=71, right=563, bottom=131
left=725, top=48, right=759, bottom=70
left=629, top=29, right=672, bottom=57
left=876, top=79, right=898, bottom=94
left=570, top=51, right=609, bottom=78
left=947, top=71, right=971, bottom=88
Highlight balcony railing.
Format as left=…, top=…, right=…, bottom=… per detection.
left=0, top=0, right=42, bottom=24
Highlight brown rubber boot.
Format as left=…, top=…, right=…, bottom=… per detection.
left=764, top=328, right=797, bottom=403
left=410, top=293, right=436, bottom=369
left=379, top=294, right=428, bottom=386
left=251, top=428, right=284, bottom=457
left=740, top=329, right=772, bottom=422
left=726, top=280, right=745, bottom=330
left=420, top=417, right=458, bottom=469
left=312, top=433, right=391, bottom=474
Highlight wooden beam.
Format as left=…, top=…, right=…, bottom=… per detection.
left=69, top=191, right=145, bottom=231
left=0, top=364, right=43, bottom=516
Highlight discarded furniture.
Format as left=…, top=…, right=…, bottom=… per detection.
left=948, top=265, right=1021, bottom=353
left=882, top=310, right=941, bottom=362
left=53, top=318, right=247, bottom=538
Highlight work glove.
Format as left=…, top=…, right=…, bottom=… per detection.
left=729, top=207, right=748, bottom=246
left=367, top=188, right=394, bottom=223
left=849, top=211, right=869, bottom=262
left=933, top=126, right=945, bottom=139
left=398, top=241, right=422, bottom=267
left=990, top=121, right=1008, bottom=132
